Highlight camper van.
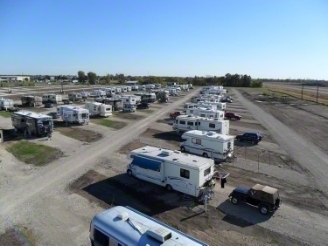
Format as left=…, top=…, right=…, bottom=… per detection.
left=11, top=111, right=53, bottom=136
left=180, top=130, right=234, bottom=161
left=185, top=107, right=225, bottom=120
left=85, top=102, right=112, bottom=117
left=57, top=106, right=89, bottom=124
left=172, top=115, right=230, bottom=134
left=90, top=206, right=209, bottom=246
left=127, top=146, right=217, bottom=199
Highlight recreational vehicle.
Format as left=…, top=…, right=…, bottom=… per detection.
left=121, top=95, right=141, bottom=105
left=81, top=91, right=90, bottom=99
left=123, top=103, right=136, bottom=112
left=21, top=96, right=42, bottom=107
left=85, top=102, right=112, bottom=117
left=185, top=107, right=225, bottom=120
left=127, top=146, right=217, bottom=199
left=131, top=85, right=139, bottom=91
left=126, top=86, right=132, bottom=92
left=90, top=206, right=209, bottom=246
left=198, top=101, right=227, bottom=111
left=91, top=90, right=106, bottom=97
left=155, top=83, right=161, bottom=89
left=184, top=103, right=216, bottom=112
left=11, top=111, right=53, bottom=136
left=0, top=98, right=14, bottom=110
left=134, top=93, right=156, bottom=103
left=172, top=115, right=230, bottom=134
left=68, top=92, right=82, bottom=102
left=57, top=106, right=89, bottom=124
left=101, top=98, right=123, bottom=111
left=115, top=87, right=122, bottom=94
left=42, top=94, right=62, bottom=104
left=181, top=130, right=234, bottom=161
left=145, top=84, right=155, bottom=90
left=188, top=83, right=193, bottom=89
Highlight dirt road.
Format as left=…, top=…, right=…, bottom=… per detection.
left=232, top=89, right=328, bottom=197
left=0, top=89, right=200, bottom=245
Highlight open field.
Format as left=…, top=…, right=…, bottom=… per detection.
left=0, top=85, right=328, bottom=245
left=6, top=141, right=63, bottom=166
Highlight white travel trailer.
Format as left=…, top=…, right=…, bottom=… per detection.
left=185, top=107, right=225, bottom=120
left=49, top=94, right=62, bottom=104
left=68, top=92, right=82, bottom=102
left=188, top=83, right=193, bottom=89
left=115, top=87, right=122, bottom=94
left=121, top=95, right=141, bottom=105
left=131, top=85, right=139, bottom=91
left=11, top=110, right=53, bottom=136
left=123, top=103, right=136, bottom=112
left=85, top=102, right=112, bottom=117
left=169, top=88, right=178, bottom=96
left=198, top=101, right=227, bottom=111
left=121, top=86, right=128, bottom=93
left=180, top=130, right=234, bottom=161
left=81, top=91, right=90, bottom=99
left=0, top=98, right=14, bottom=110
left=90, top=206, right=209, bottom=246
left=91, top=90, right=106, bottom=97
left=172, top=115, right=230, bottom=134
left=21, top=96, right=42, bottom=107
left=184, top=103, right=216, bottom=112
left=155, top=83, right=161, bottom=89
left=126, top=86, right=132, bottom=92
left=104, top=87, right=115, bottom=97
left=57, top=106, right=89, bottom=124
left=145, top=84, right=155, bottom=90
left=127, top=146, right=217, bottom=199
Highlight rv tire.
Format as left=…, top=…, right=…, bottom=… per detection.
left=127, top=169, right=133, bottom=177
left=166, top=185, right=173, bottom=191
left=203, top=153, right=209, bottom=158
left=180, top=146, right=186, bottom=152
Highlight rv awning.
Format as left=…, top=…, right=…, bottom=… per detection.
left=131, top=156, right=161, bottom=171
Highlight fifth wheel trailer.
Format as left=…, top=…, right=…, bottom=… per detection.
left=85, top=102, right=112, bottom=117
left=180, top=130, right=235, bottom=161
left=57, top=106, right=90, bottom=124
left=126, top=146, right=218, bottom=200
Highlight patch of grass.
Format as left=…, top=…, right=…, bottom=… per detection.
left=91, top=118, right=127, bottom=129
left=56, top=127, right=102, bottom=142
left=138, top=109, right=154, bottom=113
left=7, top=141, right=63, bottom=166
left=0, top=111, right=12, bottom=118
left=0, top=226, right=37, bottom=246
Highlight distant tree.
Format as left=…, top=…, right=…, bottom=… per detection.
left=117, top=73, right=125, bottom=84
left=78, top=71, right=85, bottom=83
left=104, top=74, right=111, bottom=84
left=45, top=75, right=50, bottom=80
left=87, top=72, right=97, bottom=84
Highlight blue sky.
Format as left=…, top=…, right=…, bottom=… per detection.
left=1, top=0, right=327, bottom=79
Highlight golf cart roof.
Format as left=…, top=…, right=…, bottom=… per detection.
left=251, top=184, right=278, bottom=194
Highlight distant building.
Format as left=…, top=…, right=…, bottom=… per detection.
left=0, top=76, right=30, bottom=82
left=125, top=81, right=138, bottom=85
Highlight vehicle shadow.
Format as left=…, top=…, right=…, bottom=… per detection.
left=82, top=173, right=181, bottom=216
left=217, top=200, right=273, bottom=226
left=234, top=141, right=257, bottom=147
left=152, top=131, right=182, bottom=143
left=2, top=129, right=45, bottom=142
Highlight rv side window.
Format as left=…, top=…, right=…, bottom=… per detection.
left=180, top=169, right=190, bottom=179
left=187, top=121, right=193, bottom=126
left=228, top=142, right=231, bottom=149
left=209, top=123, right=215, bottom=128
left=192, top=138, right=201, bottom=145
left=94, top=229, right=109, bottom=246
left=179, top=120, right=185, bottom=125
left=204, top=167, right=211, bottom=176
left=200, top=114, right=205, bottom=117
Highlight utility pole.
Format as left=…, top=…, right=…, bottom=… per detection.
left=301, top=84, right=304, bottom=100
left=316, top=84, right=319, bottom=103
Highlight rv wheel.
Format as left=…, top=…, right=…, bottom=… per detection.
left=166, top=185, right=173, bottom=191
left=203, top=153, right=209, bottom=158
left=127, top=169, right=133, bottom=177
left=180, top=146, right=186, bottom=152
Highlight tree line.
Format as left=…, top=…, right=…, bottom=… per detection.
left=76, top=71, right=263, bottom=88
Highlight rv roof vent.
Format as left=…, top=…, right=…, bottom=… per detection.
left=146, top=227, right=172, bottom=243
left=117, top=212, right=129, bottom=221
left=160, top=150, right=171, bottom=156
left=193, top=160, right=198, bottom=162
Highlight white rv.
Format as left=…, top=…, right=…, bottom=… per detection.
left=11, top=111, right=53, bottom=137
left=121, top=95, right=141, bottom=105
left=57, top=106, right=89, bottom=124
left=85, top=102, right=112, bottom=117
left=185, top=107, right=225, bottom=120
left=127, top=146, right=217, bottom=199
left=0, top=98, right=14, bottom=110
left=184, top=103, right=216, bottom=112
left=180, top=130, right=234, bottom=161
left=198, top=101, right=227, bottom=111
left=126, top=86, right=132, bottom=92
left=115, top=87, right=122, bottom=94
left=123, top=103, right=136, bottom=112
left=145, top=84, right=155, bottom=90
left=81, top=91, right=90, bottom=99
left=188, top=83, right=193, bottom=89
left=172, top=115, right=230, bottom=134
left=92, top=90, right=106, bottom=97
left=68, top=92, right=82, bottom=102
left=131, top=85, right=139, bottom=91
left=21, top=96, right=42, bottom=107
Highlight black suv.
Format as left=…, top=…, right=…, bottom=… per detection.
left=137, top=102, right=150, bottom=109
left=235, top=132, right=262, bottom=144
left=229, top=184, right=282, bottom=215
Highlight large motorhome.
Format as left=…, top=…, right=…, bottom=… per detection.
left=68, top=92, right=82, bottom=102
left=57, top=106, right=89, bottom=124
left=85, top=102, right=112, bottom=117
left=198, top=101, right=227, bottom=111
left=90, top=206, right=209, bottom=246
left=185, top=107, right=225, bottom=120
left=42, top=94, right=62, bottom=104
left=121, top=95, right=141, bottom=105
left=0, top=98, right=14, bottom=110
left=134, top=93, right=156, bottom=103
left=11, top=111, right=53, bottom=136
left=96, top=97, right=123, bottom=111
left=180, top=130, right=234, bottom=161
left=91, top=90, right=106, bottom=97
left=184, top=103, right=216, bottom=112
left=21, top=96, right=42, bottom=107
left=127, top=146, right=217, bottom=199
left=172, top=115, right=230, bottom=134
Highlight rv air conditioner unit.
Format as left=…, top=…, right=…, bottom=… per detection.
left=146, top=227, right=172, bottom=243
left=117, top=212, right=129, bottom=221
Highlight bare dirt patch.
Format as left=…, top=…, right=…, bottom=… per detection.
left=140, top=128, right=181, bottom=147
left=113, top=112, right=145, bottom=121
left=69, top=169, right=303, bottom=246
left=117, top=140, right=147, bottom=155
left=56, top=127, right=102, bottom=142
left=0, top=227, right=37, bottom=246
left=230, top=120, right=265, bottom=131
left=90, top=118, right=128, bottom=129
